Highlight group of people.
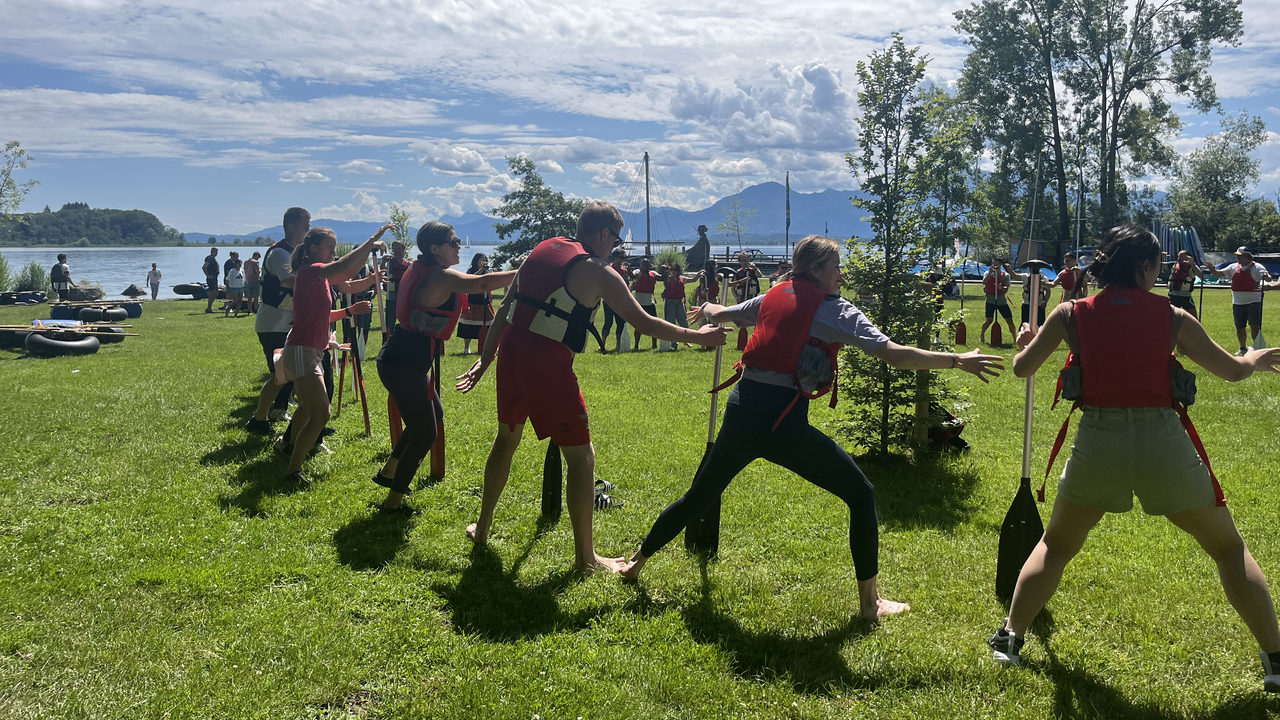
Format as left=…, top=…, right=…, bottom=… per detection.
left=202, top=247, right=262, bottom=316
left=226, top=202, right=1280, bottom=692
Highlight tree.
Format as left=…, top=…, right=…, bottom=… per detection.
left=716, top=183, right=757, bottom=251
left=1, top=141, right=39, bottom=217
left=841, top=34, right=954, bottom=455
left=1168, top=112, right=1268, bottom=249
left=491, top=157, right=586, bottom=268
left=388, top=203, right=412, bottom=247
left=207, top=236, right=216, bottom=244
left=919, top=88, right=984, bottom=260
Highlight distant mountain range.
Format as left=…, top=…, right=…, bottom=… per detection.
left=184, top=182, right=871, bottom=246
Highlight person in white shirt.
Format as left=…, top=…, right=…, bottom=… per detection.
left=1206, top=247, right=1274, bottom=355
left=145, top=263, right=162, bottom=300
left=225, top=259, right=246, bottom=317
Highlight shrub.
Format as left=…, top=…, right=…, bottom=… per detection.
left=654, top=245, right=687, bottom=269
left=14, top=261, right=49, bottom=292
left=0, top=252, right=11, bottom=291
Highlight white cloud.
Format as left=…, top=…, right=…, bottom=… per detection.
left=704, top=157, right=768, bottom=176
left=339, top=159, right=389, bottom=174
left=582, top=161, right=642, bottom=187
left=279, top=170, right=330, bottom=183
left=541, top=159, right=564, bottom=173
left=411, top=141, right=496, bottom=176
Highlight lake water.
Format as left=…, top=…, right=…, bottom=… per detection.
left=0, top=245, right=500, bottom=300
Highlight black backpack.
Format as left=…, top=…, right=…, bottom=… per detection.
left=203, top=256, right=218, bottom=277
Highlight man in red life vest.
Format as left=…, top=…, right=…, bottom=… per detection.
left=630, top=258, right=661, bottom=350
left=1206, top=247, right=1273, bottom=355
left=980, top=258, right=1022, bottom=344
left=1167, top=249, right=1203, bottom=315
left=456, top=201, right=728, bottom=573
left=1051, top=252, right=1087, bottom=302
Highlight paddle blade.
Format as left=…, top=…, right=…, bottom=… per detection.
left=542, top=441, right=562, bottom=518
left=991, top=321, right=1003, bottom=346
left=996, top=478, right=1045, bottom=601
left=429, top=422, right=445, bottom=477
left=683, top=441, right=721, bottom=556
left=956, top=320, right=967, bottom=346
left=1255, top=330, right=1268, bottom=351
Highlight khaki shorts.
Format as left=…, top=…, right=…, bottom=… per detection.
left=1058, top=406, right=1216, bottom=515
left=278, top=344, right=325, bottom=384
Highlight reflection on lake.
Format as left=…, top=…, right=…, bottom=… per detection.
left=0, top=245, right=500, bottom=300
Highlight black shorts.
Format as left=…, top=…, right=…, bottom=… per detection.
left=1021, top=304, right=1048, bottom=325
left=985, top=299, right=1012, bottom=320
left=1233, top=301, right=1263, bottom=329
left=1169, top=294, right=1196, bottom=314
left=258, top=331, right=289, bottom=373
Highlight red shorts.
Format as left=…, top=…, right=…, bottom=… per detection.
left=496, top=327, right=591, bottom=446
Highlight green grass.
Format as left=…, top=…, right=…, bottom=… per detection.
left=2, top=285, right=1280, bottom=718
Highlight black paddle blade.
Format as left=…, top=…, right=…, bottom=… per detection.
left=996, top=478, right=1045, bottom=601
left=684, top=441, right=721, bottom=556
left=542, top=441, right=562, bottom=519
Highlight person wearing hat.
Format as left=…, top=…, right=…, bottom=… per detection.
left=1206, top=247, right=1272, bottom=355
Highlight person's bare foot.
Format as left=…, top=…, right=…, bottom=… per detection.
left=860, top=597, right=910, bottom=620
left=466, top=522, right=487, bottom=544
left=620, top=551, right=647, bottom=580
left=577, top=554, right=625, bottom=574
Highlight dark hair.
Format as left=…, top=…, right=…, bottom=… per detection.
left=467, top=252, right=489, bottom=274
left=283, top=207, right=310, bottom=230
left=290, top=227, right=335, bottom=270
left=1086, top=224, right=1161, bottom=289
left=57, top=253, right=67, bottom=261
left=415, top=221, right=455, bottom=262
left=576, top=201, right=623, bottom=240
left=640, top=257, right=653, bottom=272
left=704, top=259, right=716, bottom=273
left=1064, top=252, right=1077, bottom=260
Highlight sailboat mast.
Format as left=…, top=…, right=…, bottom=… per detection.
left=785, top=171, right=791, bottom=257
left=644, top=152, right=652, bottom=257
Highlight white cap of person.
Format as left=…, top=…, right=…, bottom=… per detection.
left=1236, top=246, right=1253, bottom=259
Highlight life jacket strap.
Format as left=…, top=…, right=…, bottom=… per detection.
left=1174, top=403, right=1226, bottom=507
left=1042, top=400, right=1082, bottom=502
left=710, top=361, right=745, bottom=395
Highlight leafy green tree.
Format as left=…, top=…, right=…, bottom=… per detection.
left=716, top=183, right=757, bottom=251
left=841, top=34, right=954, bottom=455
left=207, top=236, right=216, bottom=244
left=388, top=203, right=412, bottom=246
left=14, top=261, right=48, bottom=292
left=919, top=88, right=984, bottom=260
left=0, top=251, right=12, bottom=291
left=1169, top=112, right=1268, bottom=249
left=491, top=157, right=587, bottom=268
left=1, top=141, right=39, bottom=217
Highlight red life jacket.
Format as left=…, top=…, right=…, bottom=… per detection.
left=1042, top=286, right=1224, bottom=506
left=712, top=277, right=842, bottom=430
left=664, top=274, right=686, bottom=301
left=1060, top=267, right=1078, bottom=292
left=1168, top=263, right=1191, bottom=293
left=633, top=270, right=657, bottom=294
left=1231, top=263, right=1259, bottom=292
left=695, top=271, right=720, bottom=303
left=734, top=267, right=760, bottom=299
left=508, top=237, right=602, bottom=354
left=396, top=259, right=465, bottom=343
left=983, top=268, right=1009, bottom=296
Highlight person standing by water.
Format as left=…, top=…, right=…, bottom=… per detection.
left=51, top=253, right=72, bottom=301
left=1167, top=249, right=1203, bottom=315
left=457, top=252, right=494, bottom=356
left=372, top=224, right=516, bottom=512
left=247, top=208, right=309, bottom=431
left=244, top=252, right=261, bottom=314
left=145, top=263, right=161, bottom=301
left=275, top=226, right=386, bottom=483
left=225, top=258, right=246, bottom=318
left=620, top=236, right=1003, bottom=619
left=203, top=247, right=220, bottom=314
left=986, top=225, right=1280, bottom=693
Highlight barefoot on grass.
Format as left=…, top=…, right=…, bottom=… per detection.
left=578, top=554, right=625, bottom=574
left=620, top=552, right=647, bottom=581
left=466, top=522, right=487, bottom=544
left=860, top=597, right=910, bottom=621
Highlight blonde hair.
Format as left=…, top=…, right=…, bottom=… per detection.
left=782, top=235, right=841, bottom=283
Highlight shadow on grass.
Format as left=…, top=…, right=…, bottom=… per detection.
left=333, top=506, right=414, bottom=571
left=1038, top=650, right=1278, bottom=719
left=216, top=453, right=309, bottom=517
left=428, top=516, right=617, bottom=642
left=855, top=452, right=980, bottom=530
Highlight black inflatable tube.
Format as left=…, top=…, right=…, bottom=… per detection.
left=96, top=326, right=126, bottom=344
left=78, top=307, right=104, bottom=322
left=25, top=333, right=100, bottom=357
left=102, top=307, right=128, bottom=322
left=0, top=330, right=31, bottom=349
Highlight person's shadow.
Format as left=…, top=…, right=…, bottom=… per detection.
left=217, top=453, right=310, bottom=517
left=332, top=506, right=415, bottom=571
left=427, top=517, right=612, bottom=642
left=856, top=452, right=981, bottom=531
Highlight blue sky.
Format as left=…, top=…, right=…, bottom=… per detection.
left=2, top=0, right=1279, bottom=234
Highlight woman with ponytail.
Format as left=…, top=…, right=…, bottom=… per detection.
left=621, top=235, right=1003, bottom=619
left=987, top=224, right=1280, bottom=692
left=371, top=222, right=516, bottom=512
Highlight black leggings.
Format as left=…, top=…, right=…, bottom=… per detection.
left=633, top=304, right=658, bottom=348
left=601, top=303, right=626, bottom=345
left=639, top=379, right=880, bottom=580
left=377, top=344, right=441, bottom=494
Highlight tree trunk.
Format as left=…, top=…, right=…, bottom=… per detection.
left=912, top=327, right=931, bottom=444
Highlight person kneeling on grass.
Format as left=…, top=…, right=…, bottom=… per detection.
left=372, top=222, right=516, bottom=513
left=455, top=201, right=728, bottom=573
left=275, top=225, right=388, bottom=483
left=620, top=235, right=1004, bottom=619
left=987, top=224, right=1280, bottom=693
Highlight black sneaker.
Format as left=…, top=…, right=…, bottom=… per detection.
left=1261, top=651, right=1280, bottom=693
left=988, top=621, right=1024, bottom=666
left=245, top=418, right=274, bottom=436
left=283, top=471, right=303, bottom=484
left=320, top=426, right=337, bottom=438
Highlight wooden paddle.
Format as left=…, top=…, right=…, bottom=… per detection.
left=956, top=242, right=970, bottom=345
left=685, top=267, right=736, bottom=555
left=996, top=259, right=1049, bottom=601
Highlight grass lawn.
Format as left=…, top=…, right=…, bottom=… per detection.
left=3, top=284, right=1280, bottom=719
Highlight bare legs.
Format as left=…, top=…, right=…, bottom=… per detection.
left=285, top=374, right=329, bottom=475
left=252, top=374, right=287, bottom=423
left=1006, top=497, right=1280, bottom=655
left=467, top=423, right=622, bottom=573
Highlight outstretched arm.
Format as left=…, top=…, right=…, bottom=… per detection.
left=441, top=267, right=517, bottom=295
left=318, top=225, right=391, bottom=280
left=456, top=282, right=516, bottom=393
left=872, top=343, right=1004, bottom=383
left=1177, top=310, right=1280, bottom=381
left=596, top=264, right=725, bottom=346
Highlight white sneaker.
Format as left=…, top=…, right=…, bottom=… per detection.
left=1261, top=652, right=1280, bottom=693
left=268, top=408, right=291, bottom=422
left=987, top=621, right=1024, bottom=666
left=311, top=442, right=332, bottom=456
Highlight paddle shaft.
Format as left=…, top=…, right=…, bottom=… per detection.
left=1020, top=270, right=1042, bottom=480
left=686, top=272, right=732, bottom=554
